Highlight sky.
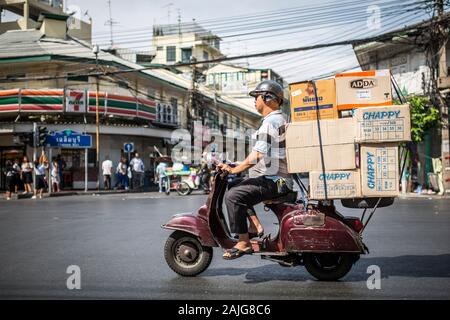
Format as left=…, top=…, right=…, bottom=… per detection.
left=3, top=0, right=434, bottom=82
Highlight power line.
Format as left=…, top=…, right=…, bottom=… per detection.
left=3, top=17, right=445, bottom=83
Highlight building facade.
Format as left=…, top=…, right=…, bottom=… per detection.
left=0, top=6, right=261, bottom=191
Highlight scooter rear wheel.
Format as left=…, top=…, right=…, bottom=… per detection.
left=164, top=230, right=213, bottom=277
left=303, top=253, right=356, bottom=281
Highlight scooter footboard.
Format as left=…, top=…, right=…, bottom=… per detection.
left=162, top=213, right=218, bottom=247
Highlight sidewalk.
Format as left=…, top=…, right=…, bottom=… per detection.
left=398, top=192, right=449, bottom=199
left=10, top=187, right=160, bottom=200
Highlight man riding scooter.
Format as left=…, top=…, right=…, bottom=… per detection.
left=218, top=80, right=293, bottom=260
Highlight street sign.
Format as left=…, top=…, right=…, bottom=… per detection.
left=45, top=130, right=92, bottom=148
left=124, top=142, right=134, bottom=153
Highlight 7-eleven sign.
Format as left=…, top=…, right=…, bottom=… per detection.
left=66, top=90, right=86, bottom=113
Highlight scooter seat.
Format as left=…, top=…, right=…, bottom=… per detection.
left=263, top=191, right=297, bottom=205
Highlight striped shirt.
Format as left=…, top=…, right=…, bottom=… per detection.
left=249, top=110, right=293, bottom=189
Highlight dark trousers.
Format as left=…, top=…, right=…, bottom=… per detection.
left=225, top=176, right=280, bottom=234
left=103, top=174, right=111, bottom=190
left=132, top=172, right=144, bottom=190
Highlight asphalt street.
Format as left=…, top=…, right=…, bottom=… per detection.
left=0, top=192, right=449, bottom=299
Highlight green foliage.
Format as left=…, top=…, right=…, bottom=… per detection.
left=406, top=96, right=440, bottom=143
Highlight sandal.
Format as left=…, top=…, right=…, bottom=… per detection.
left=222, top=247, right=254, bottom=260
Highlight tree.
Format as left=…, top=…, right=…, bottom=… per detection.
left=404, top=96, right=440, bottom=143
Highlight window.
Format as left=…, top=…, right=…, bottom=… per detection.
left=235, top=118, right=240, bottom=131
left=166, top=46, right=176, bottom=62
left=203, top=51, right=209, bottom=61
left=170, top=97, right=178, bottom=124
left=156, top=46, right=163, bottom=51
left=181, top=48, right=192, bottom=63
left=223, top=113, right=228, bottom=127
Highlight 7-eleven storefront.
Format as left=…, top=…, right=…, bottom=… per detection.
left=0, top=89, right=175, bottom=190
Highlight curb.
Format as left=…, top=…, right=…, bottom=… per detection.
left=7, top=189, right=208, bottom=200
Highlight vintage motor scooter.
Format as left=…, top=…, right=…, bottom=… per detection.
left=161, top=169, right=389, bottom=281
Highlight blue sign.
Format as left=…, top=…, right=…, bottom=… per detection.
left=124, top=142, right=134, bottom=153
left=45, top=130, right=92, bottom=148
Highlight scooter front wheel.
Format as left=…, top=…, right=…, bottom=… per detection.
left=164, top=230, right=213, bottom=277
left=303, top=253, right=356, bottom=281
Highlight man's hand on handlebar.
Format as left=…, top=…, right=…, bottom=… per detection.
left=217, top=162, right=234, bottom=174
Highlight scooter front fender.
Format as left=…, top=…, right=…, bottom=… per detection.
left=161, top=213, right=218, bottom=247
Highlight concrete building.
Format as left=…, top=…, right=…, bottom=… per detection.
left=151, top=21, right=223, bottom=74
left=0, top=5, right=261, bottom=191
left=205, top=62, right=289, bottom=115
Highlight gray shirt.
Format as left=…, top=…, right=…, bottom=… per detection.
left=249, top=110, right=293, bottom=189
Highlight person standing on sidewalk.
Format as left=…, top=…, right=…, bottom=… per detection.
left=32, top=159, right=48, bottom=199
left=56, top=155, right=66, bottom=190
left=115, top=157, right=129, bottom=190
left=21, top=156, right=34, bottom=195
left=13, top=158, right=22, bottom=193
left=156, top=161, right=168, bottom=193
left=51, top=158, right=60, bottom=193
left=102, top=156, right=113, bottom=190
left=4, top=160, right=19, bottom=200
left=129, top=152, right=145, bottom=191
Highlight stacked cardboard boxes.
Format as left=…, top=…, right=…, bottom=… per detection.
left=335, top=69, right=393, bottom=111
left=287, top=69, right=411, bottom=200
left=285, top=118, right=356, bottom=173
left=289, top=79, right=338, bottom=122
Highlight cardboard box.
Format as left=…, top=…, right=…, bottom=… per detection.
left=286, top=118, right=355, bottom=148
left=287, top=143, right=356, bottom=173
left=354, top=104, right=411, bottom=142
left=286, top=118, right=356, bottom=172
left=289, top=79, right=338, bottom=122
left=360, top=143, right=399, bottom=197
left=335, top=69, right=393, bottom=111
left=309, top=170, right=362, bottom=199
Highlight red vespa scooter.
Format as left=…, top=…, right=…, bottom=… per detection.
left=162, top=170, right=370, bottom=281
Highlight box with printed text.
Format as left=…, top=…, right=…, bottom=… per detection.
left=353, top=104, right=411, bottom=142
left=360, top=143, right=399, bottom=197
left=335, top=69, right=393, bottom=111
left=309, top=170, right=362, bottom=200
left=289, top=79, right=338, bottom=122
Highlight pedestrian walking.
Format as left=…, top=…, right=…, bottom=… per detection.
left=129, top=152, right=145, bottom=191
left=21, top=156, right=34, bottom=194
left=4, top=160, right=19, bottom=200
left=102, top=156, right=113, bottom=190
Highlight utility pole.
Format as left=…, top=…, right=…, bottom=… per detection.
left=187, top=56, right=197, bottom=133
left=93, top=44, right=101, bottom=191
left=436, top=0, right=450, bottom=193
left=33, top=122, right=37, bottom=192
